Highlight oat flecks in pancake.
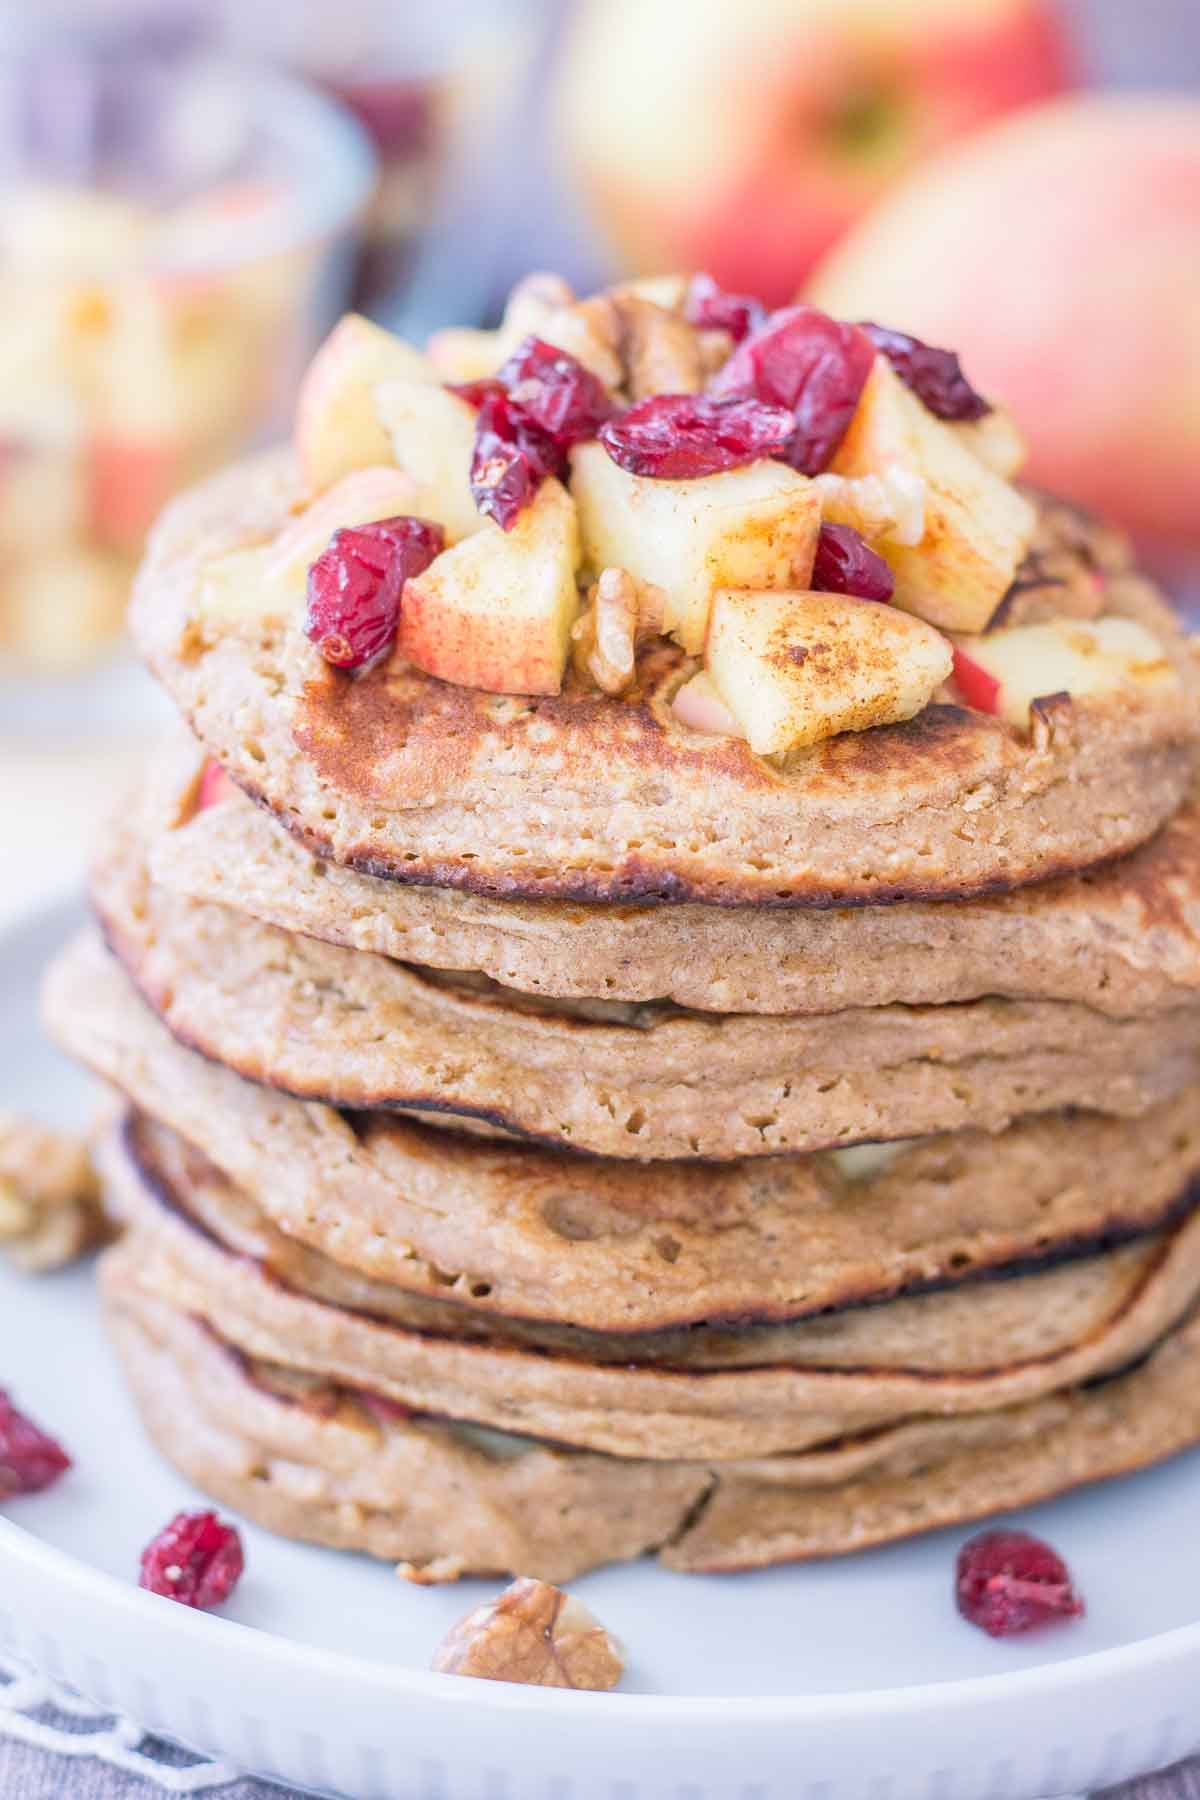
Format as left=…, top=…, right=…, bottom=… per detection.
left=129, top=451, right=1200, bottom=905
left=96, top=1111, right=1200, bottom=1463
left=148, top=728, right=1200, bottom=1019
left=42, top=930, right=1200, bottom=1334
left=104, top=1279, right=1200, bottom=1580
left=91, top=810, right=1200, bottom=1162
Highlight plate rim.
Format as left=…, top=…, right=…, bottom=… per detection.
left=9, top=895, right=1200, bottom=1797
left=5, top=1511, right=1200, bottom=1724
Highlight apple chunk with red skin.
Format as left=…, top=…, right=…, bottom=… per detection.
left=951, top=617, right=1180, bottom=728
left=570, top=442, right=820, bottom=654
left=397, top=478, right=581, bottom=696
left=295, top=314, right=436, bottom=494
left=706, top=587, right=952, bottom=754
left=195, top=467, right=418, bottom=625
left=832, top=357, right=1034, bottom=634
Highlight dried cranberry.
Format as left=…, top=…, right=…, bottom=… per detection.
left=709, top=304, right=874, bottom=474
left=598, top=393, right=795, bottom=480
left=305, top=514, right=443, bottom=670
left=684, top=273, right=765, bottom=345
left=494, top=335, right=614, bottom=449
left=956, top=1529, right=1083, bottom=1638
left=447, top=377, right=504, bottom=410
left=468, top=388, right=561, bottom=531
left=812, top=523, right=894, bottom=602
left=861, top=323, right=991, bottom=422
left=197, top=759, right=233, bottom=811
left=0, top=1390, right=71, bottom=1497
left=139, top=1509, right=244, bottom=1609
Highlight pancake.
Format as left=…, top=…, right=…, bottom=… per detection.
left=152, top=728, right=1200, bottom=1019
left=129, top=450, right=1200, bottom=907
left=98, top=1111, right=1200, bottom=1462
left=91, top=819, right=1200, bottom=1161
left=44, top=931, right=1200, bottom=1334
left=104, top=1277, right=1200, bottom=1580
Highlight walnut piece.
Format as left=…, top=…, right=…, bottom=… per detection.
left=571, top=567, right=666, bottom=695
left=432, top=1577, right=624, bottom=1690
left=0, top=1113, right=109, bottom=1273
left=613, top=294, right=706, bottom=400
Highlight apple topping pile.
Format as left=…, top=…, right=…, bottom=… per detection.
left=192, top=272, right=1180, bottom=756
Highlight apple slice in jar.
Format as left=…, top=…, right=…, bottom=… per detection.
left=706, top=588, right=952, bottom=755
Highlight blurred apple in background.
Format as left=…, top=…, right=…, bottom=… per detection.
left=808, top=95, right=1200, bottom=549
left=555, top=0, right=1071, bottom=308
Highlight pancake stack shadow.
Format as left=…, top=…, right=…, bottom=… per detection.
left=43, top=478, right=1200, bottom=1582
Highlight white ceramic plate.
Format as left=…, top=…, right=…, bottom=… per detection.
left=3, top=899, right=1200, bottom=1800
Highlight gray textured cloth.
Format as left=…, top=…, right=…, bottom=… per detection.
left=0, top=1655, right=308, bottom=1795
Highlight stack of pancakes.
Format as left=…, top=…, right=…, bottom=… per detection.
left=44, top=456, right=1200, bottom=1583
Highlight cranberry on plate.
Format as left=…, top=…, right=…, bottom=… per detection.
left=139, top=1509, right=245, bottom=1610
left=0, top=1389, right=71, bottom=1497
left=956, top=1529, right=1084, bottom=1638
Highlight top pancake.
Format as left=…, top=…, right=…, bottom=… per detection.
left=130, top=452, right=1200, bottom=906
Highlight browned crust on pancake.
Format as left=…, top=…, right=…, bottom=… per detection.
left=103, top=1280, right=1200, bottom=1579
left=99, top=1110, right=1200, bottom=1462
left=90, top=812, right=1200, bottom=1162
left=129, top=451, right=1200, bottom=907
left=150, top=731, right=1200, bottom=1019
left=43, top=930, right=1200, bottom=1334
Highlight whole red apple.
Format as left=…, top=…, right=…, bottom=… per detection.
left=555, top=0, right=1070, bottom=307
left=809, top=95, right=1200, bottom=546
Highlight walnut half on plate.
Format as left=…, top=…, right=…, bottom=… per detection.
left=0, top=1113, right=109, bottom=1273
left=432, top=1577, right=624, bottom=1691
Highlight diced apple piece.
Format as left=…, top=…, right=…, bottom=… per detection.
left=267, top=468, right=420, bottom=588
left=296, top=314, right=436, bottom=493
left=197, top=759, right=235, bottom=811
left=813, top=466, right=926, bottom=548
left=953, top=406, right=1027, bottom=480
left=426, top=273, right=575, bottom=382
left=193, top=543, right=278, bottom=626
left=535, top=298, right=624, bottom=394
left=951, top=617, right=1180, bottom=728
left=374, top=380, right=481, bottom=544
left=397, top=478, right=581, bottom=695
left=425, top=326, right=502, bottom=384
left=671, top=670, right=745, bottom=738
left=706, top=588, right=952, bottom=755
left=570, top=442, right=820, bottom=654
left=196, top=467, right=418, bottom=625
left=832, top=358, right=1035, bottom=633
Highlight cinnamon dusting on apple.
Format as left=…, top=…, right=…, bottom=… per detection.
left=185, top=268, right=1177, bottom=759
